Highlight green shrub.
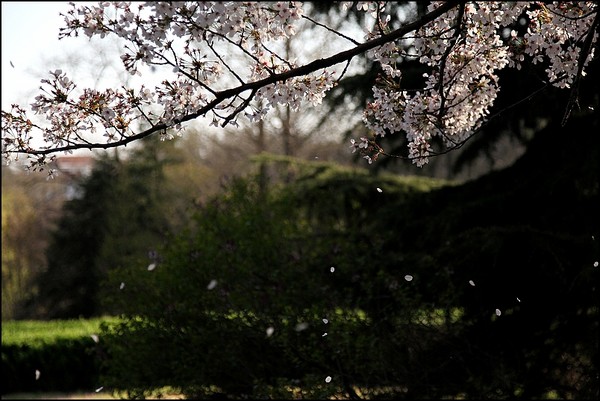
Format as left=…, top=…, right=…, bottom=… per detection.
left=99, top=161, right=449, bottom=398
left=1, top=318, right=116, bottom=394
left=100, top=136, right=598, bottom=399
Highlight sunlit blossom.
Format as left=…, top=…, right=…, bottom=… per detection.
left=1, top=2, right=597, bottom=171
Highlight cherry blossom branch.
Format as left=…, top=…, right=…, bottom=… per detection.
left=301, top=14, right=360, bottom=46
left=3, top=1, right=597, bottom=172
left=355, top=2, right=598, bottom=167
left=437, top=3, right=466, bottom=121
left=370, top=71, right=570, bottom=163
left=562, top=9, right=600, bottom=126
left=2, top=0, right=461, bottom=158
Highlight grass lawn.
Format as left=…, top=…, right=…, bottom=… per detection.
left=2, top=317, right=120, bottom=347
left=2, top=392, right=115, bottom=400
left=2, top=391, right=185, bottom=399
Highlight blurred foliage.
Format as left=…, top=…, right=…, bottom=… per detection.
left=1, top=113, right=596, bottom=398
left=98, top=114, right=597, bottom=399
left=99, top=158, right=449, bottom=399
left=1, top=166, right=69, bottom=320
left=20, top=135, right=219, bottom=319
left=24, top=155, right=119, bottom=319
left=2, top=187, right=42, bottom=319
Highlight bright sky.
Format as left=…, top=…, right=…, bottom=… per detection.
left=0, top=1, right=153, bottom=156
left=1, top=2, right=79, bottom=110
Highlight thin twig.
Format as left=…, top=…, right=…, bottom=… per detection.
left=561, top=8, right=599, bottom=126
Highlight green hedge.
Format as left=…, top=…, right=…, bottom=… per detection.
left=2, top=339, right=99, bottom=394
left=1, top=318, right=115, bottom=395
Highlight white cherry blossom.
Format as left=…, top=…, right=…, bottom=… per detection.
left=1, top=2, right=597, bottom=170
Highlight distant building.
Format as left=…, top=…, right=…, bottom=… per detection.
left=54, top=156, right=95, bottom=178
left=52, top=156, right=96, bottom=199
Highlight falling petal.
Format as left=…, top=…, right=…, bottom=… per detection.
left=468, top=280, right=475, bottom=286
left=325, top=376, right=332, bottom=383
left=266, top=326, right=275, bottom=337
left=495, top=309, right=502, bottom=316
left=207, top=279, right=218, bottom=290
left=90, top=334, right=99, bottom=343
left=35, top=370, right=41, bottom=380
left=404, top=275, right=413, bottom=282
left=10, top=61, right=15, bottom=68
left=295, top=322, right=309, bottom=332
left=330, top=267, right=335, bottom=273
left=95, top=387, right=104, bottom=393
left=516, top=297, right=521, bottom=302
left=376, top=187, right=383, bottom=193
left=119, top=282, right=125, bottom=290
left=594, top=261, right=598, bottom=267
left=322, top=318, right=329, bottom=324
left=322, top=332, right=328, bottom=337
left=147, top=263, right=156, bottom=271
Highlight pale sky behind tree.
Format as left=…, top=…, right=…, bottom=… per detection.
left=2, top=2, right=151, bottom=109
left=1, top=1, right=132, bottom=158
left=1, top=1, right=207, bottom=157
left=1, top=2, right=80, bottom=110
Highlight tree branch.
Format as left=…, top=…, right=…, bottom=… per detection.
left=561, top=7, right=599, bottom=126
left=15, top=0, right=462, bottom=157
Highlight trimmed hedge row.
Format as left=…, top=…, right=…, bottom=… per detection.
left=1, top=337, right=103, bottom=394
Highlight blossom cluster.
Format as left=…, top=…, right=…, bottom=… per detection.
left=1, top=1, right=598, bottom=170
left=2, top=1, right=331, bottom=170
left=354, top=1, right=597, bottom=166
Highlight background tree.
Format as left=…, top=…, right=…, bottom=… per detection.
left=24, top=155, right=118, bottom=318
left=1, top=165, right=70, bottom=319
left=23, top=134, right=219, bottom=319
